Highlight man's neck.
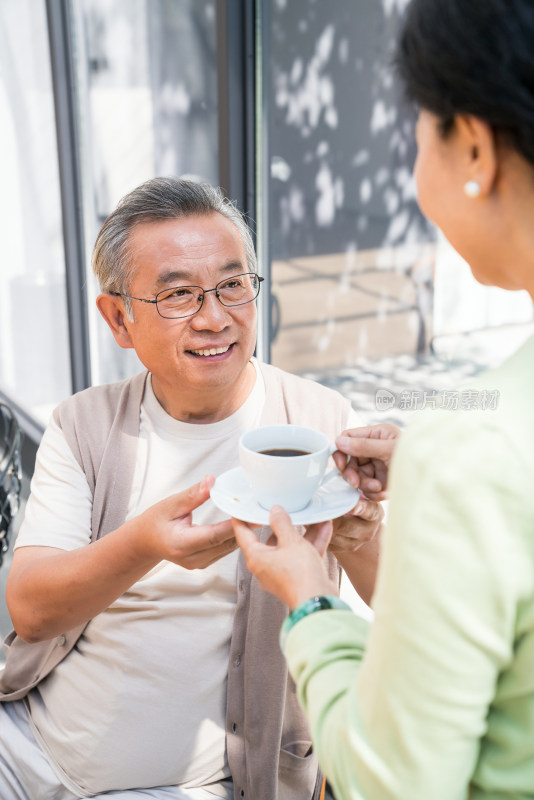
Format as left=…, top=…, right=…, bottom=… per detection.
left=151, top=361, right=256, bottom=424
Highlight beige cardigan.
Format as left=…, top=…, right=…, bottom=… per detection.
left=0, top=362, right=351, bottom=800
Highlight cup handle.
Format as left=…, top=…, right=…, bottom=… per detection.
left=319, top=465, right=340, bottom=487
left=319, top=444, right=342, bottom=487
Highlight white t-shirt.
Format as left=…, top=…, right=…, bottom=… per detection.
left=16, top=361, right=266, bottom=797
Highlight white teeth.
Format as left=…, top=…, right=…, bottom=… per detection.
left=190, top=345, right=230, bottom=356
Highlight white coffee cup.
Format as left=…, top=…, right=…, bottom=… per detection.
left=238, top=424, right=339, bottom=512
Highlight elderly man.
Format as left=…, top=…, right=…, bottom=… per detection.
left=0, top=178, right=382, bottom=800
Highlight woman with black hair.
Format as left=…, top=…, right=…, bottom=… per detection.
left=233, top=1, right=534, bottom=797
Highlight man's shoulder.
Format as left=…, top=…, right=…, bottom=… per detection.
left=259, top=361, right=349, bottom=406
left=258, top=362, right=352, bottom=435
left=50, top=371, right=148, bottom=489
left=53, top=371, right=148, bottom=430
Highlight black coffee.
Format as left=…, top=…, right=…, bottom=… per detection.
left=259, top=448, right=311, bottom=457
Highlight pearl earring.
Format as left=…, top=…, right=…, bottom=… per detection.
left=464, top=180, right=481, bottom=198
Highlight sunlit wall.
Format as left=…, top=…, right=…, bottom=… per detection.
left=264, top=0, right=533, bottom=383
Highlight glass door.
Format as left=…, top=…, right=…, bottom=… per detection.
left=0, top=0, right=71, bottom=426
left=69, top=0, right=220, bottom=385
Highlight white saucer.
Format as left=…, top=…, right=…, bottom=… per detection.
left=210, top=466, right=360, bottom=526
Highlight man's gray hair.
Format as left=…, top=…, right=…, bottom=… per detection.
left=93, top=177, right=258, bottom=314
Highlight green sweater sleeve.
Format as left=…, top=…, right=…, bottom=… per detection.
left=283, top=410, right=533, bottom=800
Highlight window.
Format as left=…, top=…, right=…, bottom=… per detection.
left=70, top=0, right=219, bottom=385
left=0, top=0, right=71, bottom=426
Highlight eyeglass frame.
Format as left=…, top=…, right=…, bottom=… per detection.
left=110, top=272, right=264, bottom=320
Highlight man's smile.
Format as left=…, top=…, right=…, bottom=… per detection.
left=187, top=343, right=234, bottom=358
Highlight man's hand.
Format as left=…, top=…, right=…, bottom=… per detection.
left=7, top=476, right=235, bottom=643
left=305, top=496, right=384, bottom=607
left=232, top=507, right=337, bottom=610
left=333, top=423, right=401, bottom=501
left=327, top=495, right=384, bottom=553
left=138, top=475, right=236, bottom=569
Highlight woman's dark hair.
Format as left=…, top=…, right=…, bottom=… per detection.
left=395, top=0, right=534, bottom=166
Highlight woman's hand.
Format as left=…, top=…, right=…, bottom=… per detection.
left=333, top=423, right=401, bottom=501
left=232, top=507, right=338, bottom=610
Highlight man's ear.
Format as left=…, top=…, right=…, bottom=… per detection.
left=96, top=294, right=135, bottom=349
left=455, top=114, right=499, bottom=197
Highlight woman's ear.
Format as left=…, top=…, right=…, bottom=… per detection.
left=96, top=294, right=135, bottom=349
left=455, top=115, right=499, bottom=197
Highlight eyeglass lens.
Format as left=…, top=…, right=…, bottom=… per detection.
left=156, top=273, right=260, bottom=318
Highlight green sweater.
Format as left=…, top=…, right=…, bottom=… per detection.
left=284, top=336, right=534, bottom=800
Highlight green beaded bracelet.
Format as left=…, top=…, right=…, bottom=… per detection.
left=280, top=595, right=351, bottom=650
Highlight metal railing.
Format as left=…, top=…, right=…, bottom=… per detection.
left=0, top=403, right=23, bottom=569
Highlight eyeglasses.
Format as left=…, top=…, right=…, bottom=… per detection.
left=111, top=272, right=264, bottom=320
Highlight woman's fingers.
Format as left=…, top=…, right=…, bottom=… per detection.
left=232, top=517, right=261, bottom=557
left=268, top=505, right=299, bottom=545
left=335, top=433, right=397, bottom=465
